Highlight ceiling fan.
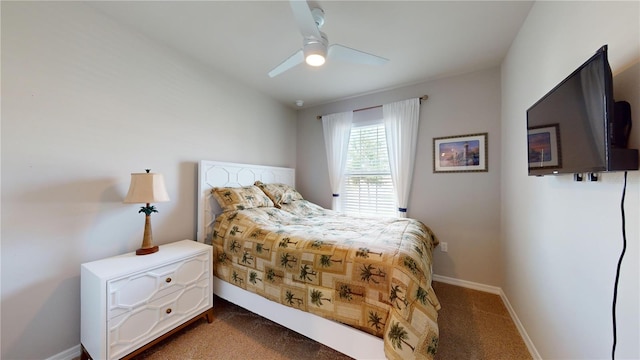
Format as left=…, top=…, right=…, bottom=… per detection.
left=268, top=0, right=389, bottom=78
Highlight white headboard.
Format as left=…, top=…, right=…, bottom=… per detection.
left=197, top=160, right=295, bottom=244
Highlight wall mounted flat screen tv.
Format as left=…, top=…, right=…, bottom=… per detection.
left=526, top=45, right=638, bottom=176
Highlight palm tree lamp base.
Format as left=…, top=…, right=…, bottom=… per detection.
left=136, top=245, right=159, bottom=255
left=136, top=213, right=159, bottom=256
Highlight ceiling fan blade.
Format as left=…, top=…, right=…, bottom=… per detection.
left=289, top=0, right=321, bottom=40
left=268, top=49, right=304, bottom=78
left=328, top=44, right=389, bottom=65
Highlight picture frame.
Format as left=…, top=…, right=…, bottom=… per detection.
left=433, top=132, right=488, bottom=173
left=527, top=124, right=561, bottom=170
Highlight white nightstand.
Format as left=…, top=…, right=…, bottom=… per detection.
left=80, top=240, right=213, bottom=360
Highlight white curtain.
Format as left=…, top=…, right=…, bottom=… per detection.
left=383, top=98, right=420, bottom=218
left=322, top=111, right=353, bottom=211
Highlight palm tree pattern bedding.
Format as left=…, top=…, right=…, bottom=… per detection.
left=212, top=198, right=441, bottom=360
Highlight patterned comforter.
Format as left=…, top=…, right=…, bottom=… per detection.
left=212, top=200, right=441, bottom=359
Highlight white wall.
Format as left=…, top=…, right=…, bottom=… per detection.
left=1, top=2, right=296, bottom=359
left=296, top=67, right=503, bottom=287
left=501, top=1, right=639, bottom=358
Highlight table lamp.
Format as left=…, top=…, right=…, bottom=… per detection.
left=124, top=169, right=170, bottom=255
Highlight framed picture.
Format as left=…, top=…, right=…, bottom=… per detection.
left=433, top=133, right=488, bottom=173
left=527, top=124, right=561, bottom=169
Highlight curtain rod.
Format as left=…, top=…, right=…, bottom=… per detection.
left=316, top=95, right=428, bottom=120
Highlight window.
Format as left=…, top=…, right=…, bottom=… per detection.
left=342, top=122, right=396, bottom=217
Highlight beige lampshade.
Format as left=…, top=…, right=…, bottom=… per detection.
left=124, top=172, right=170, bottom=204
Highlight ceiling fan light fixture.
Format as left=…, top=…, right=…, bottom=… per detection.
left=305, top=53, right=325, bottom=66
left=303, top=33, right=329, bottom=66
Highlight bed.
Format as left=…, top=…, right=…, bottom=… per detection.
left=197, top=160, right=440, bottom=360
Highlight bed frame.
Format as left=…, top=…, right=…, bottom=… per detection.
left=197, top=160, right=385, bottom=359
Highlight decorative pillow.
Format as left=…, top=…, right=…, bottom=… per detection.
left=211, top=185, right=274, bottom=212
left=254, top=181, right=303, bottom=207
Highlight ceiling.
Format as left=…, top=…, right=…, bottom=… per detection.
left=90, top=1, right=533, bottom=109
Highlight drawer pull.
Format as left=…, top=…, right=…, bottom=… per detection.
left=165, top=277, right=172, bottom=283
left=166, top=308, right=172, bottom=314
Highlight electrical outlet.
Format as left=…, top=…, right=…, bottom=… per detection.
left=440, top=242, right=448, bottom=252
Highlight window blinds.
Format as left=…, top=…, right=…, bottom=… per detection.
left=342, top=123, right=396, bottom=217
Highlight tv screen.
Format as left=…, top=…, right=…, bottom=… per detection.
left=526, top=46, right=613, bottom=176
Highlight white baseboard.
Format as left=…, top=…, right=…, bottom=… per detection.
left=45, top=344, right=81, bottom=360
left=498, top=288, right=543, bottom=360
left=433, top=274, right=502, bottom=294
left=432, top=274, right=541, bottom=360
left=52, top=276, right=541, bottom=360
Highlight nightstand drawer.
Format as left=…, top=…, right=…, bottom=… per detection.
left=107, top=252, right=209, bottom=319
left=108, top=277, right=210, bottom=359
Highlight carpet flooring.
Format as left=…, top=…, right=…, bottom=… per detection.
left=122, top=281, right=531, bottom=360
